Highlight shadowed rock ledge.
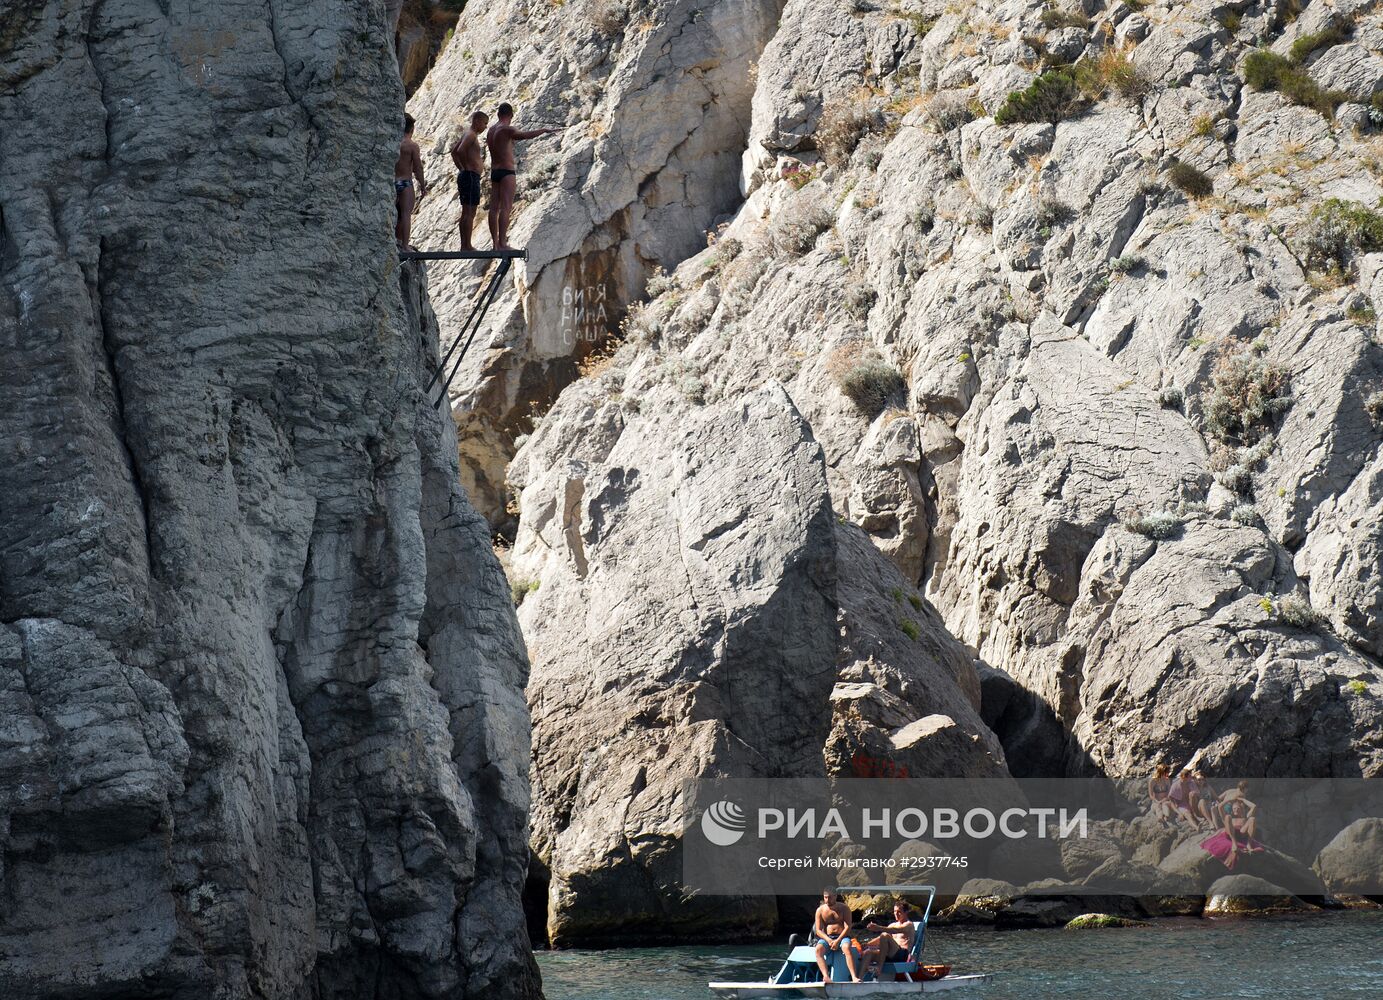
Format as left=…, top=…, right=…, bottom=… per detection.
left=0, top=5, right=537, bottom=998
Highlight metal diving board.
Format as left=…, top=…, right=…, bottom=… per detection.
left=400, top=248, right=527, bottom=260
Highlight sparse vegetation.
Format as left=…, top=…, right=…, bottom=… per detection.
left=1075, top=49, right=1151, bottom=102
left=1288, top=24, right=1350, bottom=65
left=845, top=280, right=877, bottom=319
left=1243, top=48, right=1347, bottom=119
left=1167, top=159, right=1214, bottom=198
left=1039, top=7, right=1091, bottom=30
left=1217, top=463, right=1253, bottom=494
left=818, top=94, right=874, bottom=168
left=511, top=577, right=540, bottom=607
left=1158, top=385, right=1185, bottom=410
left=1125, top=509, right=1183, bottom=540
left=1191, top=113, right=1217, bottom=138
left=898, top=618, right=921, bottom=641
left=922, top=90, right=980, bottom=132
left=771, top=199, right=835, bottom=256
left=1301, top=199, right=1383, bottom=272
left=1366, top=391, right=1383, bottom=422
left=646, top=267, right=676, bottom=298
left=1230, top=503, right=1260, bottom=526
left=1108, top=254, right=1145, bottom=274
left=589, top=0, right=628, bottom=35
left=1276, top=594, right=1323, bottom=628
left=1349, top=300, right=1377, bottom=325
left=1346, top=679, right=1369, bottom=696
left=839, top=358, right=906, bottom=414
left=995, top=68, right=1084, bottom=126
left=1204, top=349, right=1292, bottom=443
left=908, top=594, right=923, bottom=611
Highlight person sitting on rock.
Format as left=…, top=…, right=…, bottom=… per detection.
left=450, top=110, right=488, bottom=251
left=1191, top=768, right=1221, bottom=829
left=1147, top=763, right=1175, bottom=828
left=1168, top=766, right=1204, bottom=831
left=394, top=113, right=428, bottom=250
left=812, top=888, right=863, bottom=984
left=484, top=102, right=563, bottom=250
left=1220, top=781, right=1262, bottom=856
left=860, top=902, right=916, bottom=982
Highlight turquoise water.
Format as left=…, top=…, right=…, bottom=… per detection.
left=538, top=912, right=1383, bottom=999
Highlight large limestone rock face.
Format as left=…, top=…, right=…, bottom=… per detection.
left=507, top=377, right=1005, bottom=943
left=512, top=382, right=839, bottom=945
left=405, top=0, right=784, bottom=524
left=489, top=0, right=1383, bottom=787
left=1, top=6, right=535, bottom=999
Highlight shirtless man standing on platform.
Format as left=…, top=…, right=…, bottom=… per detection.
left=485, top=102, right=562, bottom=250
left=450, top=110, right=488, bottom=251
left=394, top=114, right=427, bottom=250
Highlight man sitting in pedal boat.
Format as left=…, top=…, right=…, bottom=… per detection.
left=861, top=902, right=917, bottom=982
left=812, top=888, right=864, bottom=984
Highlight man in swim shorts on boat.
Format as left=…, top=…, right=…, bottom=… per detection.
left=812, top=888, right=863, bottom=984
left=485, top=102, right=563, bottom=250
left=862, top=902, right=917, bottom=981
left=450, top=110, right=488, bottom=251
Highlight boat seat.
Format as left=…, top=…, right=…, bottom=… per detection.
left=879, top=920, right=927, bottom=980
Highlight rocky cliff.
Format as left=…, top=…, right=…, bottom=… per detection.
left=412, top=0, right=1383, bottom=946
left=1, top=4, right=536, bottom=998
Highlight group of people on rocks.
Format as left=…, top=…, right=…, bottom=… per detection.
left=810, top=889, right=919, bottom=985
left=392, top=105, right=563, bottom=252
left=1148, top=763, right=1264, bottom=868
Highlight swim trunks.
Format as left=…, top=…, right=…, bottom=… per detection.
left=491, top=167, right=517, bottom=184
left=395, top=178, right=412, bottom=192
left=457, top=169, right=481, bottom=206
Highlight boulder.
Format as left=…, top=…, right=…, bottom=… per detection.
left=1065, top=913, right=1149, bottom=929
left=1159, top=836, right=1327, bottom=897
left=1204, top=875, right=1317, bottom=917
left=1314, top=818, right=1383, bottom=896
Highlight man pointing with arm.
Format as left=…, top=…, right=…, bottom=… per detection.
left=485, top=102, right=562, bottom=250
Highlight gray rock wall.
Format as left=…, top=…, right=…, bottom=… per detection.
left=481, top=0, right=1383, bottom=945
left=0, top=5, right=536, bottom=998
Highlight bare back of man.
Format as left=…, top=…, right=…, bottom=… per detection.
left=484, top=102, right=562, bottom=250
left=450, top=111, right=488, bottom=251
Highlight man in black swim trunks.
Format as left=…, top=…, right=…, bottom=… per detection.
left=861, top=903, right=916, bottom=981
left=485, top=102, right=562, bottom=250
left=450, top=110, right=488, bottom=251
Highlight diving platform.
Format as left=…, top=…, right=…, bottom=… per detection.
left=400, top=248, right=526, bottom=261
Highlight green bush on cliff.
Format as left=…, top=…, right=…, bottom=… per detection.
left=995, top=69, right=1084, bottom=125
left=1167, top=160, right=1214, bottom=198
left=1301, top=199, right=1383, bottom=271
left=1288, top=25, right=1350, bottom=65
left=1243, top=49, right=1347, bottom=118
left=1204, top=350, right=1291, bottom=443
left=1125, top=509, right=1183, bottom=540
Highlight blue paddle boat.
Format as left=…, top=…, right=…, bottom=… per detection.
left=708, top=886, right=991, bottom=997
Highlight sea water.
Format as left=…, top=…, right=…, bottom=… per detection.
left=538, top=911, right=1383, bottom=999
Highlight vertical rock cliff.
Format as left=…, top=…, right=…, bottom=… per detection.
left=0, top=4, right=536, bottom=998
